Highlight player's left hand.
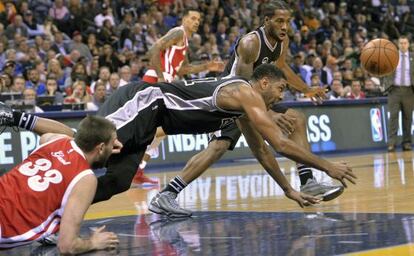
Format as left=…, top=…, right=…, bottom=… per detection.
left=207, top=61, right=225, bottom=72
left=304, top=86, right=328, bottom=104
left=285, top=189, right=321, bottom=208
left=112, top=139, right=123, bottom=154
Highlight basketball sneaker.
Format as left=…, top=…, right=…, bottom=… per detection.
left=0, top=102, right=13, bottom=126
left=132, top=167, right=159, bottom=185
left=149, top=191, right=192, bottom=218
left=300, top=178, right=344, bottom=202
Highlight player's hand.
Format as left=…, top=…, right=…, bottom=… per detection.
left=325, top=162, right=357, bottom=188
left=304, top=86, right=328, bottom=104
left=285, top=189, right=321, bottom=208
left=207, top=61, right=225, bottom=72
left=90, top=226, right=119, bottom=250
left=111, top=139, right=123, bottom=154
left=273, top=113, right=296, bottom=135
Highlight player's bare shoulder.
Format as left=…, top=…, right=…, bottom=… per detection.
left=237, top=33, right=260, bottom=63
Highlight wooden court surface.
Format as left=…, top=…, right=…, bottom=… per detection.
left=6, top=150, right=414, bottom=255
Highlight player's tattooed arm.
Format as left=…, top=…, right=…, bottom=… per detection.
left=235, top=33, right=260, bottom=79
left=178, top=54, right=225, bottom=75
left=147, top=28, right=184, bottom=81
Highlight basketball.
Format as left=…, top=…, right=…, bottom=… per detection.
left=360, top=38, right=399, bottom=77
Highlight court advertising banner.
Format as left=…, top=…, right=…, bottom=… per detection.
left=0, top=99, right=411, bottom=171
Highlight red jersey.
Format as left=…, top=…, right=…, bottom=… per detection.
left=0, top=137, right=93, bottom=248
left=143, top=26, right=188, bottom=83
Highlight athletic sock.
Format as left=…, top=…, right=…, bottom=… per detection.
left=139, top=160, right=147, bottom=170
left=162, top=176, right=188, bottom=194
left=297, top=164, right=314, bottom=186
left=12, top=111, right=38, bottom=131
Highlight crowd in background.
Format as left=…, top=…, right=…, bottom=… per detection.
left=0, top=0, right=412, bottom=112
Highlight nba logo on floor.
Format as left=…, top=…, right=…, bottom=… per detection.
left=370, top=108, right=383, bottom=142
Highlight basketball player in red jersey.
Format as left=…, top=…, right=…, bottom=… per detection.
left=0, top=116, right=120, bottom=254
left=135, top=8, right=225, bottom=184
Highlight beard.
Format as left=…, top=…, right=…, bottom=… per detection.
left=91, top=147, right=111, bottom=169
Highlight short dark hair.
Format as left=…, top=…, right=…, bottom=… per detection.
left=262, top=0, right=291, bottom=19
left=183, top=8, right=199, bottom=17
left=75, top=115, right=116, bottom=153
left=251, top=64, right=286, bottom=82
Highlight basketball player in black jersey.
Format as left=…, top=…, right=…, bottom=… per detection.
left=150, top=1, right=343, bottom=217
left=0, top=64, right=355, bottom=211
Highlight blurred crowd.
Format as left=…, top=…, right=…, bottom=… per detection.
left=0, top=0, right=412, bottom=112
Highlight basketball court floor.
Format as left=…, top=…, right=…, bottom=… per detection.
left=5, top=150, right=414, bottom=255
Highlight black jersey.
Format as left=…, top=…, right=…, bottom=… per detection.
left=98, top=77, right=249, bottom=150
left=158, top=76, right=248, bottom=134
left=222, top=26, right=284, bottom=77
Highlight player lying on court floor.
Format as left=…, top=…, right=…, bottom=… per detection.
left=0, top=116, right=121, bottom=253
left=149, top=0, right=345, bottom=217
left=0, top=64, right=356, bottom=215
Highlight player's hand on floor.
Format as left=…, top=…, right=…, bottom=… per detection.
left=90, top=225, right=119, bottom=250
left=326, top=162, right=357, bottom=188
left=273, top=113, right=296, bottom=135
left=285, top=189, right=321, bottom=208
left=304, top=86, right=328, bottom=105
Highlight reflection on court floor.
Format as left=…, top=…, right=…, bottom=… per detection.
left=4, top=151, right=414, bottom=255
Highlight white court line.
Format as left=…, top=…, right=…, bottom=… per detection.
left=95, top=219, right=114, bottom=224
left=199, top=237, right=242, bottom=239
left=337, top=241, right=363, bottom=244
left=118, top=233, right=151, bottom=237
left=304, top=232, right=368, bottom=238
left=116, top=233, right=242, bottom=239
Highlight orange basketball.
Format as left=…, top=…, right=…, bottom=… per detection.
left=360, top=38, right=399, bottom=77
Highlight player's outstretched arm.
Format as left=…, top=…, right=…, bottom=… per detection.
left=58, top=174, right=119, bottom=255
left=275, top=38, right=326, bottom=104
left=34, top=117, right=75, bottom=137
left=237, top=117, right=320, bottom=208
left=238, top=88, right=356, bottom=187
left=177, top=54, right=225, bottom=76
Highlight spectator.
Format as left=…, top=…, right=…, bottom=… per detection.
left=91, top=66, right=110, bottom=92
left=64, top=80, right=90, bottom=104
left=94, top=3, right=115, bottom=28
left=364, top=77, right=383, bottom=98
left=108, top=73, right=120, bottom=94
left=347, top=80, right=366, bottom=99
left=98, top=44, right=120, bottom=73
left=119, top=65, right=131, bottom=86
left=22, top=87, right=44, bottom=112
left=22, top=10, right=44, bottom=38
left=30, top=0, right=52, bottom=24
left=47, top=58, right=67, bottom=90
left=10, top=75, right=25, bottom=93
left=86, top=80, right=106, bottom=110
left=25, top=68, right=46, bottom=95
left=290, top=52, right=308, bottom=82
left=64, top=62, right=89, bottom=89
left=5, top=15, right=28, bottom=40
left=328, top=79, right=345, bottom=100
left=45, top=75, right=64, bottom=104
left=306, top=57, right=330, bottom=86
left=48, top=0, right=70, bottom=31
left=70, top=31, right=93, bottom=61
left=86, top=33, right=100, bottom=56
left=51, top=30, right=70, bottom=55
left=0, top=73, right=13, bottom=93
left=98, top=19, right=118, bottom=48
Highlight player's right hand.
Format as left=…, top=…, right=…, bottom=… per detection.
left=285, top=189, right=321, bottom=208
left=325, top=162, right=357, bottom=188
left=304, top=86, right=328, bottom=104
left=90, top=225, right=119, bottom=250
